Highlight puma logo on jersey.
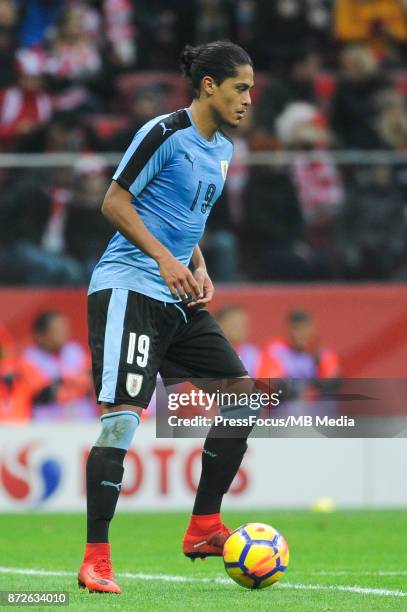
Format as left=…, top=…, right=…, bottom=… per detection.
left=160, top=122, right=172, bottom=135
left=184, top=153, right=194, bottom=169
left=101, top=480, right=121, bottom=491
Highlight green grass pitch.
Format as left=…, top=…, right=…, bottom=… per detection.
left=0, top=510, right=406, bottom=611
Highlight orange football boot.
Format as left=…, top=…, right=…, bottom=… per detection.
left=183, top=513, right=231, bottom=560
left=78, top=543, right=121, bottom=594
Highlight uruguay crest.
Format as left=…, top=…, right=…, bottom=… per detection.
left=126, top=373, right=143, bottom=397
left=221, top=160, right=229, bottom=180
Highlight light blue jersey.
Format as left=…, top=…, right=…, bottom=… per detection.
left=88, top=108, right=233, bottom=302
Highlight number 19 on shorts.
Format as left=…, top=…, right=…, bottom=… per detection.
left=126, top=332, right=150, bottom=367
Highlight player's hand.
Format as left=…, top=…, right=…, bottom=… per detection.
left=186, top=266, right=214, bottom=307
left=157, top=253, right=201, bottom=301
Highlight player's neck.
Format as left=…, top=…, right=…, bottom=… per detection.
left=188, top=101, right=218, bottom=141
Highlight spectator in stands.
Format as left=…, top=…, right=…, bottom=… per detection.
left=104, top=85, right=165, bottom=152
left=255, top=1, right=332, bottom=68
left=22, top=311, right=96, bottom=421
left=0, top=323, right=29, bottom=421
left=0, top=167, right=84, bottom=285
left=16, top=109, right=102, bottom=153
left=18, top=0, right=63, bottom=48
left=242, top=155, right=333, bottom=281
left=41, top=164, right=75, bottom=255
left=277, top=102, right=344, bottom=223
left=103, top=0, right=137, bottom=70
left=241, top=151, right=324, bottom=281
left=336, top=164, right=406, bottom=279
left=65, top=155, right=113, bottom=280
left=256, top=46, right=320, bottom=136
left=0, top=0, right=18, bottom=88
left=0, top=48, right=52, bottom=151
left=0, top=322, right=52, bottom=422
left=45, top=4, right=104, bottom=111
left=375, top=90, right=407, bottom=150
left=194, top=0, right=232, bottom=44
left=135, top=1, right=185, bottom=70
left=215, top=305, right=260, bottom=377
left=0, top=0, right=17, bottom=28
left=233, top=0, right=257, bottom=53
left=331, top=44, right=390, bottom=149
left=256, top=309, right=340, bottom=399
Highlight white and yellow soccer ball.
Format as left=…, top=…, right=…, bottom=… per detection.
left=223, top=522, right=289, bottom=590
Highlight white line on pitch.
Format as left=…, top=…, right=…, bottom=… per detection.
left=0, top=568, right=73, bottom=577
left=302, top=570, right=407, bottom=577
left=2, top=567, right=406, bottom=579
left=278, top=583, right=407, bottom=597
left=0, top=567, right=406, bottom=598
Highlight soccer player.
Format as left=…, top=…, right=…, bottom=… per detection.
left=78, top=40, right=254, bottom=593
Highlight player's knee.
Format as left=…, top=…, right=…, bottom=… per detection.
left=95, top=410, right=141, bottom=450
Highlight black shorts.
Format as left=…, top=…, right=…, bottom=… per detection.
left=88, top=289, right=247, bottom=408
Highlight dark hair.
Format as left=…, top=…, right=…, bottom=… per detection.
left=33, top=311, right=62, bottom=334
left=287, top=309, right=311, bottom=325
left=180, top=41, right=252, bottom=98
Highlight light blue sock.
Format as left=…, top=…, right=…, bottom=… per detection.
left=95, top=411, right=140, bottom=450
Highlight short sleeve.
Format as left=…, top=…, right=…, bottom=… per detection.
left=113, top=119, right=176, bottom=198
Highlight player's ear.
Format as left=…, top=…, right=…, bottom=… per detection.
left=201, top=75, right=216, bottom=96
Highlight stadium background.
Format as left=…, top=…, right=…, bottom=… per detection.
left=0, top=0, right=406, bottom=514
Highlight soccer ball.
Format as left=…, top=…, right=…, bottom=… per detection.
left=223, top=522, right=289, bottom=589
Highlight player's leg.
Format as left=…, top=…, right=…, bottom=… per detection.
left=160, top=306, right=254, bottom=559
left=79, top=402, right=143, bottom=594
left=87, top=403, right=142, bottom=543
left=184, top=377, right=255, bottom=558
left=79, top=289, right=170, bottom=592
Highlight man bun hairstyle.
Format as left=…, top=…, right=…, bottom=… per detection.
left=180, top=45, right=200, bottom=79
left=180, top=41, right=252, bottom=98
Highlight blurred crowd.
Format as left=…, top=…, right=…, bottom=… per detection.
left=0, top=0, right=407, bottom=284
left=0, top=311, right=96, bottom=422
left=0, top=305, right=339, bottom=421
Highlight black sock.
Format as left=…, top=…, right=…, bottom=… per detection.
left=86, top=446, right=126, bottom=543
left=192, top=423, right=252, bottom=515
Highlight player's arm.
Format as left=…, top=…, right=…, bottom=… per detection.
left=102, top=182, right=200, bottom=301
left=102, top=121, right=200, bottom=301
left=187, top=244, right=215, bottom=307
left=191, top=244, right=206, bottom=271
